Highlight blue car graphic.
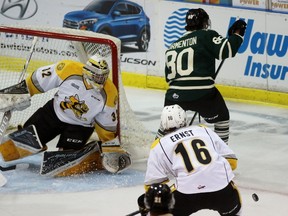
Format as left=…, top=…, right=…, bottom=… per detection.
left=63, top=0, right=151, bottom=52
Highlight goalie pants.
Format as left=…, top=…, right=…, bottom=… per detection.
left=24, top=99, right=94, bottom=150
left=172, top=181, right=242, bottom=216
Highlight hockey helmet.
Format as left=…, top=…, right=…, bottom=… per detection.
left=83, top=54, right=110, bottom=89
left=144, top=183, right=175, bottom=214
left=160, top=105, right=187, bottom=131
left=185, top=8, right=210, bottom=30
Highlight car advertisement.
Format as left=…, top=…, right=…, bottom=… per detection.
left=0, top=0, right=287, bottom=94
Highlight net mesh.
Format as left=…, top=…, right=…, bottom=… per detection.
left=0, top=25, right=153, bottom=160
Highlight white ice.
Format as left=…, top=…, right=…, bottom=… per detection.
left=0, top=86, right=288, bottom=216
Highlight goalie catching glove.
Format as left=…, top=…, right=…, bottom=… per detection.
left=0, top=80, right=31, bottom=112
left=101, top=137, right=132, bottom=174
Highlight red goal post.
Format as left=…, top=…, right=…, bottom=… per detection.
left=0, top=25, right=152, bottom=159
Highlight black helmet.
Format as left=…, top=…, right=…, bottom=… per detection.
left=144, top=183, right=175, bottom=214
left=185, top=8, right=210, bottom=31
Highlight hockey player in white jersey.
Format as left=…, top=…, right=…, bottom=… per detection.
left=0, top=54, right=131, bottom=176
left=139, top=105, right=242, bottom=216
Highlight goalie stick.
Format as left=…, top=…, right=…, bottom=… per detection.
left=0, top=171, right=7, bottom=187
left=126, top=210, right=141, bottom=216
left=189, top=59, right=225, bottom=125
left=0, top=36, right=38, bottom=143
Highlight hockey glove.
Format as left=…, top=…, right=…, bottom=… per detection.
left=228, top=19, right=247, bottom=37
left=101, top=137, right=132, bottom=174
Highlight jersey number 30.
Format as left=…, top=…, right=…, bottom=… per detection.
left=175, top=139, right=212, bottom=172
left=165, top=48, right=194, bottom=80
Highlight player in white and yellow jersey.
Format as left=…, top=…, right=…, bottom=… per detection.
left=138, top=105, right=242, bottom=216
left=0, top=54, right=131, bottom=176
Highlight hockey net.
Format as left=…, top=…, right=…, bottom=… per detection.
left=0, top=25, right=153, bottom=160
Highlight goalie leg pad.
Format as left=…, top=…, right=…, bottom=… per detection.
left=40, top=142, right=103, bottom=177
left=0, top=125, right=44, bottom=162
left=0, top=139, right=21, bottom=161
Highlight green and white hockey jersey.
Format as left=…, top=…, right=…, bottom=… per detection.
left=165, top=29, right=243, bottom=102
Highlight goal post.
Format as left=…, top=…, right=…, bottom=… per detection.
left=0, top=25, right=153, bottom=160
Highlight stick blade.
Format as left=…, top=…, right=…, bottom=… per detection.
left=0, top=171, right=7, bottom=187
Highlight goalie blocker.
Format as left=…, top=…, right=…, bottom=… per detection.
left=0, top=80, right=31, bottom=113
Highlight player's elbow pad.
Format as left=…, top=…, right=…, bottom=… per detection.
left=226, top=158, right=238, bottom=170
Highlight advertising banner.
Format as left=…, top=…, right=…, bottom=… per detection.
left=232, top=0, right=266, bottom=9
left=158, top=2, right=288, bottom=92
left=0, top=0, right=287, bottom=93
left=271, top=0, right=288, bottom=13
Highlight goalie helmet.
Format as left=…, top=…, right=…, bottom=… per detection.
left=144, top=183, right=175, bottom=214
left=160, top=105, right=187, bottom=132
left=185, top=8, right=210, bottom=31
left=83, top=54, right=110, bottom=89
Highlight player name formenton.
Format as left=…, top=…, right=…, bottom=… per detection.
left=169, top=37, right=197, bottom=50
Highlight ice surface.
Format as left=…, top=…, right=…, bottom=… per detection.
left=1, top=86, right=288, bottom=216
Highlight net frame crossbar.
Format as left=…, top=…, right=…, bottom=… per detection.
left=0, top=25, right=121, bottom=137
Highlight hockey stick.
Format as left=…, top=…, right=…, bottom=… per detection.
left=0, top=163, right=29, bottom=171
left=0, top=36, right=38, bottom=143
left=126, top=210, right=141, bottom=216
left=0, top=171, right=7, bottom=187
left=189, top=59, right=225, bottom=125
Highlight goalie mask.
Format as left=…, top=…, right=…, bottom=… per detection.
left=185, top=8, right=211, bottom=31
left=160, top=105, right=187, bottom=132
left=144, top=183, right=175, bottom=214
left=83, top=55, right=110, bottom=89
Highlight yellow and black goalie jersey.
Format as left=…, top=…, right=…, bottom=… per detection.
left=26, top=60, right=118, bottom=142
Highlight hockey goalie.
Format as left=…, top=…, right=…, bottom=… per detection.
left=0, top=54, right=131, bottom=177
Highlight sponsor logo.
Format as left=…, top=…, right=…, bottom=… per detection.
left=121, top=54, right=156, bottom=66
left=229, top=17, right=288, bottom=81
left=172, top=93, right=179, bottom=99
left=163, top=8, right=188, bottom=48
left=0, top=0, right=38, bottom=20
left=197, top=185, right=206, bottom=190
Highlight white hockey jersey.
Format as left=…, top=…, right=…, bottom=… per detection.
left=144, top=125, right=237, bottom=194
left=26, top=60, right=118, bottom=142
